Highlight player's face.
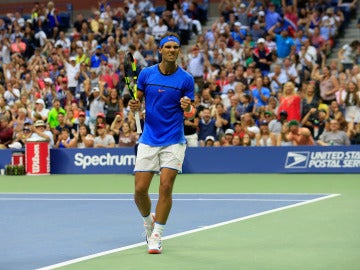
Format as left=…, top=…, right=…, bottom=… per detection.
left=160, top=41, right=180, bottom=62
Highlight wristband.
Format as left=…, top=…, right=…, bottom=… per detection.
left=184, top=105, right=196, bottom=119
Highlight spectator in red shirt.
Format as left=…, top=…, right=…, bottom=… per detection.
left=0, top=115, right=14, bottom=147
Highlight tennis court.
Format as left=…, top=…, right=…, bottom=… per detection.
left=1, top=174, right=359, bottom=270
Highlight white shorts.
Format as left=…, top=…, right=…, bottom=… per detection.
left=134, top=143, right=187, bottom=173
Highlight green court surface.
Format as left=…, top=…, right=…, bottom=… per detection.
left=1, top=174, right=359, bottom=270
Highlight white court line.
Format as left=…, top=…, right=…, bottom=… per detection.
left=36, top=193, right=340, bottom=270
left=0, top=198, right=306, bottom=202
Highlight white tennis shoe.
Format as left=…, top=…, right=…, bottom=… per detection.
left=144, top=213, right=155, bottom=243
left=147, top=233, right=162, bottom=254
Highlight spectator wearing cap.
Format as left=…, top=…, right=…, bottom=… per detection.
left=301, top=107, right=328, bottom=140
left=13, top=121, right=32, bottom=147
left=94, top=123, right=115, bottom=148
left=237, top=3, right=251, bottom=27
left=203, top=135, right=215, bottom=147
left=256, top=120, right=277, bottom=146
left=268, top=20, right=295, bottom=59
left=252, top=37, right=272, bottom=76
left=47, top=98, right=66, bottom=130
left=231, top=22, right=247, bottom=44
left=85, top=80, right=106, bottom=134
left=220, top=128, right=234, bottom=146
left=0, top=115, right=14, bottom=148
left=30, top=120, right=54, bottom=148
left=278, top=81, right=301, bottom=121
left=94, top=112, right=107, bottom=135
left=75, top=111, right=90, bottom=133
left=249, top=20, right=266, bottom=42
left=90, top=45, right=108, bottom=69
left=286, top=120, right=315, bottom=146
left=269, top=110, right=288, bottom=134
left=58, top=51, right=80, bottom=96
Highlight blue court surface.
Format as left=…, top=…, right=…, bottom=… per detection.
left=0, top=193, right=337, bottom=270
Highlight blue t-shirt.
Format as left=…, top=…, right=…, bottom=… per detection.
left=275, top=34, right=294, bottom=58
left=252, top=87, right=271, bottom=107
left=137, top=64, right=195, bottom=146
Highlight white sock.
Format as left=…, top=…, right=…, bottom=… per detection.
left=143, top=214, right=153, bottom=226
left=152, top=222, right=165, bottom=237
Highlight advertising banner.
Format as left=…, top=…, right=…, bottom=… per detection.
left=1, top=146, right=359, bottom=174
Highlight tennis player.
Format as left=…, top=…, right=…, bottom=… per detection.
left=129, top=32, right=195, bottom=254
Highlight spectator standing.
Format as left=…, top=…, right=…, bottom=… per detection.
left=339, top=81, right=360, bottom=123
left=47, top=98, right=66, bottom=129
left=118, top=121, right=136, bottom=147
left=277, top=82, right=301, bottom=121
left=252, top=38, right=272, bottom=76
left=311, top=64, right=339, bottom=105
left=268, top=23, right=295, bottom=59
left=252, top=77, right=271, bottom=110
left=59, top=54, right=80, bottom=96
left=198, top=107, right=219, bottom=146
left=187, top=45, right=207, bottom=91
left=301, top=108, right=328, bottom=141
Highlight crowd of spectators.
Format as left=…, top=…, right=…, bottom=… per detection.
left=0, top=0, right=359, bottom=150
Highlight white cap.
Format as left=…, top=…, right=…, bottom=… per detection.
left=257, top=37, right=266, bottom=44
left=240, top=3, right=246, bottom=8
left=8, top=142, right=22, bottom=149
left=44, top=77, right=52, bottom=83
left=205, top=136, right=215, bottom=142
left=35, top=99, right=45, bottom=105
left=69, top=56, right=76, bottom=62
left=234, top=22, right=241, bottom=27
left=92, top=86, right=100, bottom=92
left=225, top=129, right=234, bottom=135
left=259, top=11, right=265, bottom=16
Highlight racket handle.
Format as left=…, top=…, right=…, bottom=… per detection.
left=134, top=111, right=142, bottom=134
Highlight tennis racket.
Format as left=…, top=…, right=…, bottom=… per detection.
left=124, top=52, right=142, bottom=134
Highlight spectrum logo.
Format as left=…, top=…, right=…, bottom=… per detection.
left=285, top=152, right=310, bottom=168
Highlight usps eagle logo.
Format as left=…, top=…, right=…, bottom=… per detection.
left=285, top=152, right=310, bottom=169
